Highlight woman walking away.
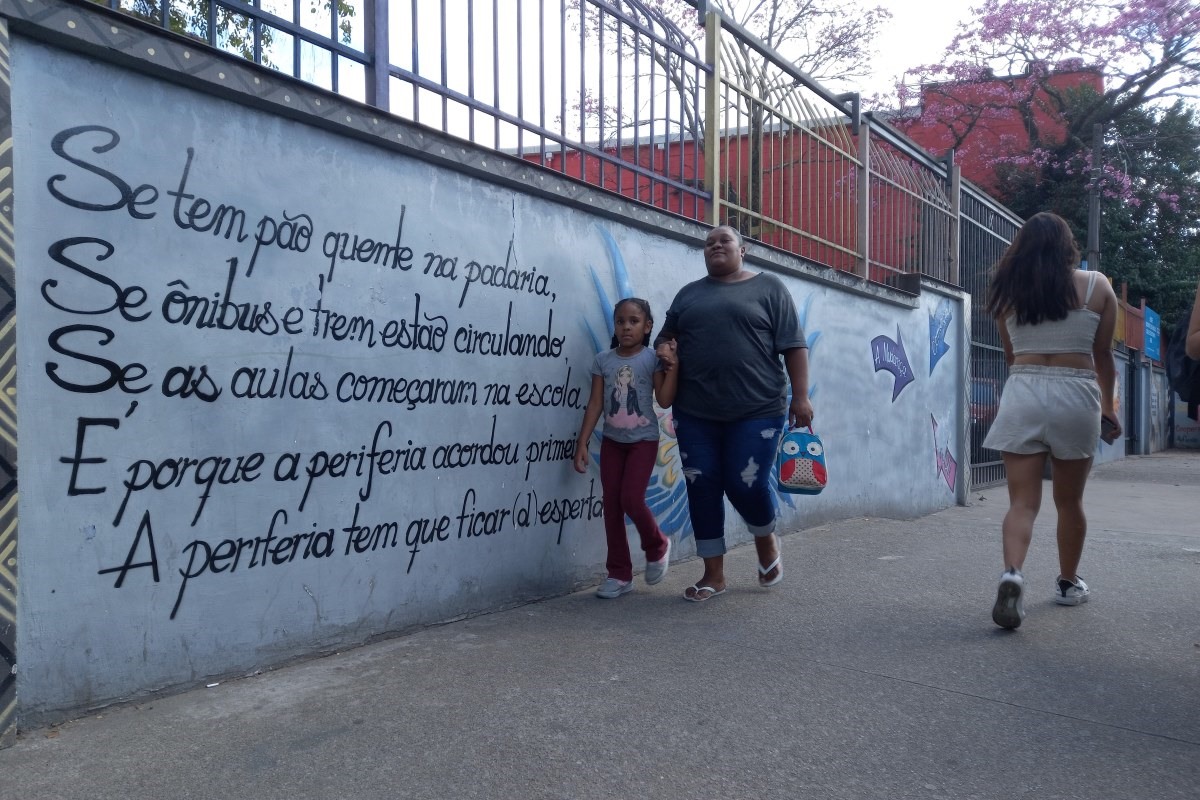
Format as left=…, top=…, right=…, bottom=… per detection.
left=575, top=298, right=678, bottom=599
left=983, top=212, right=1120, bottom=630
left=654, top=225, right=813, bottom=602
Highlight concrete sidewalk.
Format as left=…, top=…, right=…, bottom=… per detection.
left=2, top=452, right=1198, bottom=800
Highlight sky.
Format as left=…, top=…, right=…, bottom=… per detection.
left=859, top=0, right=1198, bottom=105
left=372, top=0, right=979, bottom=147
left=857, top=0, right=967, bottom=99
left=281, top=0, right=985, bottom=146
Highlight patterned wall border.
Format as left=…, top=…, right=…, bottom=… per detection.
left=0, top=13, right=16, bottom=750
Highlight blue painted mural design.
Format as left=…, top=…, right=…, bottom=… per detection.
left=929, top=297, right=952, bottom=375
left=583, top=227, right=822, bottom=533
left=583, top=227, right=692, bottom=538
left=872, top=326, right=914, bottom=402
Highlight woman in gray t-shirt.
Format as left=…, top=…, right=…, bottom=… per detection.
left=655, top=225, right=814, bottom=602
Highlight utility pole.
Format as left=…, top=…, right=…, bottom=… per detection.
left=1086, top=122, right=1101, bottom=271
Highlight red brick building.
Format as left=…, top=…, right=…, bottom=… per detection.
left=894, top=66, right=1104, bottom=198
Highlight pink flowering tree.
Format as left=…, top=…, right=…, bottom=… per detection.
left=895, top=0, right=1198, bottom=204
left=894, top=0, right=1200, bottom=322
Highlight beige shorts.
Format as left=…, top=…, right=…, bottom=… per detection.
left=982, top=365, right=1102, bottom=460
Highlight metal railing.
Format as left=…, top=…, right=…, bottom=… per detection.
left=90, top=0, right=1022, bottom=487
left=861, top=117, right=958, bottom=286
left=94, top=0, right=994, bottom=286
left=960, top=190, right=1021, bottom=487
left=702, top=9, right=860, bottom=271
left=390, top=0, right=712, bottom=219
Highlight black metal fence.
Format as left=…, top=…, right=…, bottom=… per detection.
left=960, top=191, right=1022, bottom=486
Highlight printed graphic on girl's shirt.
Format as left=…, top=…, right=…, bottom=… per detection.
left=606, top=364, right=652, bottom=429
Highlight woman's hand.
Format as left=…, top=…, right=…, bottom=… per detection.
left=783, top=348, right=812, bottom=428
left=1100, top=413, right=1122, bottom=444
left=789, top=395, right=814, bottom=429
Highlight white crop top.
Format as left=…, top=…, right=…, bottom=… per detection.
left=1006, top=271, right=1101, bottom=356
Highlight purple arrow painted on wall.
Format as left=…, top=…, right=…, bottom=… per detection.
left=871, top=325, right=914, bottom=402
left=931, top=414, right=958, bottom=492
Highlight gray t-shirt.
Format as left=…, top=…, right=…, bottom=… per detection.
left=590, top=346, right=662, bottom=443
left=658, top=272, right=807, bottom=421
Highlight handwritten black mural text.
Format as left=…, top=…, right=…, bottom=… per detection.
left=37, top=122, right=595, bottom=621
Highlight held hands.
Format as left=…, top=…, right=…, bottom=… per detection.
left=656, top=339, right=678, bottom=370
left=789, top=395, right=815, bottom=429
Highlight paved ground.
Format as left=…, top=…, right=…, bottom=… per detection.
left=2, top=451, right=1198, bottom=800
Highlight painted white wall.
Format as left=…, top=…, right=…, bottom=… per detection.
left=1172, top=395, right=1200, bottom=449
left=1130, top=363, right=1167, bottom=454
left=1094, top=357, right=1170, bottom=459
left=1147, top=369, right=1169, bottom=453
left=13, top=40, right=968, bottom=719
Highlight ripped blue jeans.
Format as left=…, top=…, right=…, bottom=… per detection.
left=672, top=410, right=785, bottom=558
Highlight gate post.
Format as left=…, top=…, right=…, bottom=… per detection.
left=855, top=119, right=870, bottom=279
left=365, top=0, right=390, bottom=110
left=703, top=9, right=721, bottom=226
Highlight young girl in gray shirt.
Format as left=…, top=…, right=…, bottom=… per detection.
left=574, top=298, right=679, bottom=598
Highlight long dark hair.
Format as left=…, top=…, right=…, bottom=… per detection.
left=610, top=297, right=654, bottom=348
left=986, top=212, right=1081, bottom=324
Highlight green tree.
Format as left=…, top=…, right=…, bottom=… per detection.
left=992, top=96, right=1200, bottom=326
left=897, top=0, right=1200, bottom=326
left=898, top=0, right=1199, bottom=161
left=98, top=0, right=355, bottom=69
left=1098, top=103, right=1200, bottom=325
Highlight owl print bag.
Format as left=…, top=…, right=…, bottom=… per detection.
left=775, top=426, right=828, bottom=495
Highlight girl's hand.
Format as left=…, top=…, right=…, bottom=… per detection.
left=573, top=445, right=590, bottom=473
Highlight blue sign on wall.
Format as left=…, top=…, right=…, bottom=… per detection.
left=1144, top=307, right=1161, bottom=361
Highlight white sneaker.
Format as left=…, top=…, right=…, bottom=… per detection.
left=645, top=538, right=672, bottom=585
left=1054, top=575, right=1090, bottom=606
left=596, top=577, right=633, bottom=599
left=992, top=568, right=1026, bottom=629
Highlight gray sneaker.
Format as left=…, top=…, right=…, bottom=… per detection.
left=645, top=538, right=672, bottom=585
left=992, top=568, right=1026, bottom=629
left=596, top=577, right=633, bottom=599
left=1054, top=575, right=1090, bottom=606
